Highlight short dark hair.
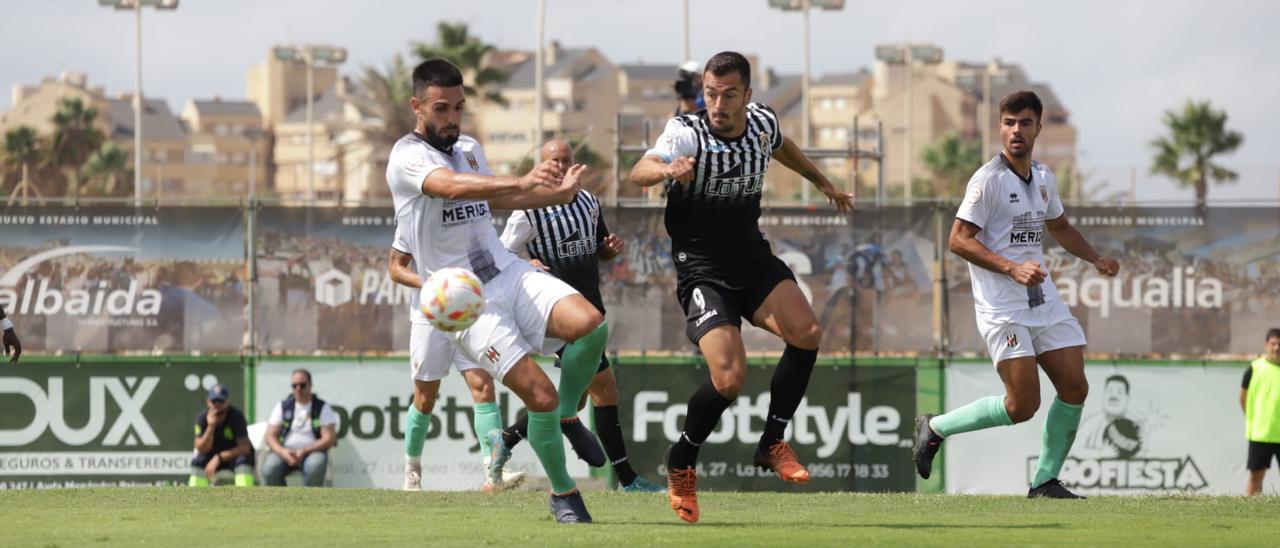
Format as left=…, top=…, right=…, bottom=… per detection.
left=998, top=90, right=1043, bottom=120
left=1267, top=328, right=1280, bottom=342
left=412, top=59, right=464, bottom=97
left=1105, top=374, right=1130, bottom=394
left=291, top=368, right=313, bottom=384
left=704, top=51, right=751, bottom=88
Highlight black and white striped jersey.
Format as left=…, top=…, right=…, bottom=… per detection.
left=500, top=189, right=611, bottom=313
left=645, top=103, right=784, bottom=255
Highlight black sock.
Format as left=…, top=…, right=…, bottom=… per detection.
left=668, top=380, right=733, bottom=471
left=502, top=411, right=528, bottom=449
left=592, top=405, right=637, bottom=485
left=760, top=344, right=818, bottom=447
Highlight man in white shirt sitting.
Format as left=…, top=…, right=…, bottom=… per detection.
left=263, top=369, right=338, bottom=486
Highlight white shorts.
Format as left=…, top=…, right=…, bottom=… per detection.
left=976, top=299, right=1087, bottom=366
left=451, top=260, right=578, bottom=381
left=408, top=322, right=484, bottom=382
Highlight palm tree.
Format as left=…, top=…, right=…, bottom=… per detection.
left=356, top=53, right=416, bottom=148
left=1150, top=100, right=1243, bottom=210
left=3, top=126, right=40, bottom=182
left=922, top=134, right=981, bottom=198
left=412, top=22, right=511, bottom=107
left=83, top=142, right=133, bottom=197
left=50, top=97, right=106, bottom=199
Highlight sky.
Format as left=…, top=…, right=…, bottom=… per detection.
left=2, top=0, right=1277, bottom=203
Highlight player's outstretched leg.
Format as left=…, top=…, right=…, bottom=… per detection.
left=1029, top=346, right=1088, bottom=499
left=749, top=280, right=820, bottom=484
left=666, top=325, right=744, bottom=523
left=588, top=364, right=663, bottom=492
left=915, top=356, right=1034, bottom=479
left=404, top=379, right=440, bottom=491
left=504, top=355, right=592, bottom=524
left=556, top=321, right=609, bottom=467
left=460, top=369, right=526, bottom=492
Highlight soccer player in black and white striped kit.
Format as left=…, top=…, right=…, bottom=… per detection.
left=491, top=139, right=664, bottom=493
left=629, top=51, right=854, bottom=523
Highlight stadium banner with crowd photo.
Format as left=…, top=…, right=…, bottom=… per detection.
left=253, top=358, right=589, bottom=490
left=599, top=206, right=938, bottom=355
left=614, top=360, right=917, bottom=492
left=0, top=357, right=246, bottom=489
left=946, top=206, right=1280, bottom=356
left=254, top=206, right=415, bottom=354
left=0, top=205, right=246, bottom=353
left=942, top=361, right=1280, bottom=495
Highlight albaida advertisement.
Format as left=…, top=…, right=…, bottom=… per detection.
left=615, top=361, right=917, bottom=492
left=0, top=359, right=246, bottom=489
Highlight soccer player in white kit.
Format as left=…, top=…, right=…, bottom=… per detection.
left=386, top=59, right=606, bottom=523
left=387, top=236, right=525, bottom=493
left=911, top=91, right=1120, bottom=499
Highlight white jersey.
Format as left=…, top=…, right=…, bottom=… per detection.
left=391, top=227, right=428, bottom=325
left=955, top=154, right=1065, bottom=316
left=386, top=132, right=518, bottom=284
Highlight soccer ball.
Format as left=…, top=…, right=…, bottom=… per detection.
left=420, top=268, right=485, bottom=332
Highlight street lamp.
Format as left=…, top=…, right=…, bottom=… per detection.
left=875, top=43, right=941, bottom=202
left=98, top=0, right=178, bottom=206
left=768, top=0, right=843, bottom=203
left=273, top=44, right=347, bottom=202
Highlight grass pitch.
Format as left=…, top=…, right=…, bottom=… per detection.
left=6, top=488, right=1280, bottom=546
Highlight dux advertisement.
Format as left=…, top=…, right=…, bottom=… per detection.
left=943, top=362, right=1279, bottom=495
left=0, top=360, right=246, bottom=489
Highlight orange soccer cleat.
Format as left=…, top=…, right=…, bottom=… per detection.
left=667, top=467, right=700, bottom=523
left=754, top=440, right=811, bottom=484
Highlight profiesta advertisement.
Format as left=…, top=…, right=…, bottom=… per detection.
left=616, top=362, right=917, bottom=492
left=0, top=360, right=246, bottom=489
left=943, top=362, right=1279, bottom=495
left=253, top=359, right=588, bottom=490
left=0, top=206, right=246, bottom=353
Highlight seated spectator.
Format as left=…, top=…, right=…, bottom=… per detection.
left=262, top=369, right=337, bottom=487
left=190, top=384, right=254, bottom=486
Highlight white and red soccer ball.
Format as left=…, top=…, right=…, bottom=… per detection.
left=420, top=267, right=484, bottom=332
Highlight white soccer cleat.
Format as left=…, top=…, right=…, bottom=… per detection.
left=402, top=463, right=423, bottom=491
left=482, top=470, right=527, bottom=493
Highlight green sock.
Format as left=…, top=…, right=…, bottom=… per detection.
left=472, top=402, right=502, bottom=458
left=1032, top=397, right=1084, bottom=488
left=527, top=410, right=575, bottom=494
left=406, top=406, right=432, bottom=459
left=930, top=395, right=1014, bottom=437
left=557, top=321, right=608, bottom=419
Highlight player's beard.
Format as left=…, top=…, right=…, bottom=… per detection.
left=424, top=122, right=460, bottom=151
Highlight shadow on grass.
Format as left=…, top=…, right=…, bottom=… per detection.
left=608, top=521, right=1067, bottom=530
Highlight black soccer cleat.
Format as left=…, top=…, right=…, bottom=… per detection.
left=549, top=489, right=594, bottom=524
left=912, top=414, right=945, bottom=480
left=1028, top=478, right=1086, bottom=499
left=561, top=418, right=607, bottom=468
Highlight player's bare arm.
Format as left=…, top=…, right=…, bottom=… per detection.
left=629, top=155, right=695, bottom=187
left=772, top=136, right=855, bottom=213
left=1044, top=216, right=1120, bottom=276
left=949, top=218, right=1046, bottom=286
left=599, top=234, right=625, bottom=262
left=387, top=248, right=422, bottom=289
left=420, top=158, right=561, bottom=201
left=490, top=163, right=586, bottom=211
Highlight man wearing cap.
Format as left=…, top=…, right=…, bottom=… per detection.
left=191, top=384, right=255, bottom=486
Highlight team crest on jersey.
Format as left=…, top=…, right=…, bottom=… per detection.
left=759, top=132, right=771, bottom=147
left=706, top=162, right=765, bottom=198
left=465, top=151, right=480, bottom=171
left=1039, top=185, right=1048, bottom=202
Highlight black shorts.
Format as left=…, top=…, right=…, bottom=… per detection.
left=675, top=249, right=796, bottom=345
left=553, top=347, right=611, bottom=374
left=1247, top=440, right=1280, bottom=470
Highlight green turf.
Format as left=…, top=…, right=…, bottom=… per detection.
left=5, top=488, right=1280, bottom=546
